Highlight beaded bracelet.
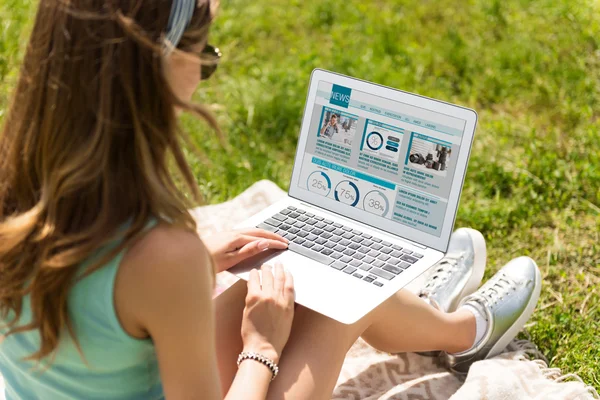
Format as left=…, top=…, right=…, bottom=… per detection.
left=237, top=351, right=279, bottom=381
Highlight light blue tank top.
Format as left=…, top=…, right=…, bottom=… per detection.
left=0, top=229, right=164, bottom=399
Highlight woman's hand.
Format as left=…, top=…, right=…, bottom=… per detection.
left=241, top=263, right=295, bottom=363
left=203, top=229, right=289, bottom=273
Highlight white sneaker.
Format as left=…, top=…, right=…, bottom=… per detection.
left=419, top=228, right=487, bottom=313
left=443, top=256, right=542, bottom=374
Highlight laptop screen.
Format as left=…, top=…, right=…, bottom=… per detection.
left=294, top=80, right=468, bottom=240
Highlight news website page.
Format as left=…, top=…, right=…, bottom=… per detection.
left=296, top=81, right=467, bottom=237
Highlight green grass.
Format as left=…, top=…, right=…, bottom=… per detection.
left=2, top=0, right=599, bottom=389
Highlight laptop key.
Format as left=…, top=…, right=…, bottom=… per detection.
left=288, top=242, right=334, bottom=266
left=320, top=248, right=334, bottom=256
left=324, top=241, right=337, bottom=249
left=333, top=223, right=343, bottom=228
left=349, top=260, right=361, bottom=267
left=373, top=281, right=384, bottom=287
left=363, top=276, right=375, bottom=283
left=353, top=253, right=365, bottom=260
left=312, top=244, right=324, bottom=252
left=402, top=249, right=413, bottom=255
left=380, top=247, right=393, bottom=254
left=377, top=253, right=390, bottom=261
left=314, top=216, right=324, bottom=221
left=293, top=221, right=306, bottom=229
left=306, top=234, right=318, bottom=241
left=339, top=239, right=351, bottom=246
left=370, top=267, right=395, bottom=280
left=370, top=243, right=383, bottom=251
left=302, top=241, right=315, bottom=249
left=315, top=238, right=327, bottom=245
left=323, top=219, right=334, bottom=224
left=272, top=213, right=287, bottom=222
left=367, top=250, right=379, bottom=258
left=392, top=244, right=403, bottom=251
left=288, top=227, right=300, bottom=234
left=352, top=229, right=362, bottom=235
left=413, top=253, right=424, bottom=259
left=361, top=233, right=373, bottom=239
left=359, top=263, right=372, bottom=271
left=315, top=222, right=327, bottom=229
left=321, top=232, right=333, bottom=239
left=352, top=273, right=364, bottom=279
left=329, top=235, right=343, bottom=243
left=387, top=257, right=401, bottom=266
left=280, top=209, right=291, bottom=215
left=297, top=231, right=309, bottom=238
left=265, top=218, right=282, bottom=227
left=330, top=252, right=343, bottom=259
left=391, top=250, right=403, bottom=258
left=362, top=239, right=374, bottom=247
left=349, top=243, right=361, bottom=250
left=342, top=226, right=352, bottom=232
left=343, top=266, right=357, bottom=274
left=289, top=212, right=300, bottom=218
left=371, top=237, right=382, bottom=243
left=343, top=249, right=356, bottom=256
left=285, top=217, right=296, bottom=225
left=351, top=236, right=364, bottom=244
left=340, top=255, right=352, bottom=263
left=305, top=218, right=317, bottom=226
left=373, top=260, right=385, bottom=268
left=333, top=245, right=345, bottom=252
left=296, top=209, right=305, bottom=214
left=399, top=261, right=411, bottom=269
left=382, top=264, right=402, bottom=275
left=363, top=256, right=375, bottom=264
left=292, top=237, right=305, bottom=245
left=331, top=261, right=346, bottom=270
left=381, top=241, right=393, bottom=247
left=305, top=212, right=314, bottom=217
left=284, top=233, right=297, bottom=241
left=279, top=224, right=291, bottom=231
left=401, top=254, right=419, bottom=264
left=342, top=232, right=353, bottom=239
left=287, top=206, right=297, bottom=211
left=312, top=228, right=324, bottom=235
left=323, top=225, right=336, bottom=232
left=257, top=223, right=277, bottom=233
left=358, top=246, right=370, bottom=254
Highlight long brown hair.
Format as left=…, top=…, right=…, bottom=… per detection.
left=0, top=0, right=218, bottom=361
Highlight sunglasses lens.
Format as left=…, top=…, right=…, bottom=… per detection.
left=200, top=45, right=222, bottom=80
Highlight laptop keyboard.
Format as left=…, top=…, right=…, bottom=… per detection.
left=256, top=206, right=424, bottom=288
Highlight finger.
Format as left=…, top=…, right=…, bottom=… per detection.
left=260, top=264, right=274, bottom=295
left=283, top=268, right=295, bottom=306
left=228, top=239, right=288, bottom=266
left=247, top=269, right=261, bottom=297
left=273, top=262, right=286, bottom=297
left=237, top=228, right=289, bottom=243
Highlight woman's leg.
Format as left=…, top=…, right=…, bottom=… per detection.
left=267, top=289, right=475, bottom=400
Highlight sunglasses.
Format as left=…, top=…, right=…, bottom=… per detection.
left=200, top=44, right=222, bottom=80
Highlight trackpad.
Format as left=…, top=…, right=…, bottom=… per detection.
left=229, top=249, right=285, bottom=280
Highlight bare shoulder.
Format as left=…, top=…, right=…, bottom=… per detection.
left=115, top=223, right=214, bottom=337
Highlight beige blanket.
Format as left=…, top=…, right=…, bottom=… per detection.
left=192, top=180, right=599, bottom=400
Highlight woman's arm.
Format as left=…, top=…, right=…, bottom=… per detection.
left=116, top=224, right=292, bottom=400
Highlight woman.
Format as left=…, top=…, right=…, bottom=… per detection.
left=0, top=0, right=542, bottom=399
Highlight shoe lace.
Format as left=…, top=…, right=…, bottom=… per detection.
left=475, top=272, right=517, bottom=307
left=422, top=254, right=463, bottom=292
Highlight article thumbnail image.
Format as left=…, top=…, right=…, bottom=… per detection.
left=318, top=107, right=358, bottom=147
left=406, top=136, right=452, bottom=177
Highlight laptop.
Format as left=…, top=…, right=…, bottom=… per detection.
left=230, top=69, right=478, bottom=324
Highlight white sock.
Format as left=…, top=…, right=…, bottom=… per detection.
left=460, top=303, right=488, bottom=351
